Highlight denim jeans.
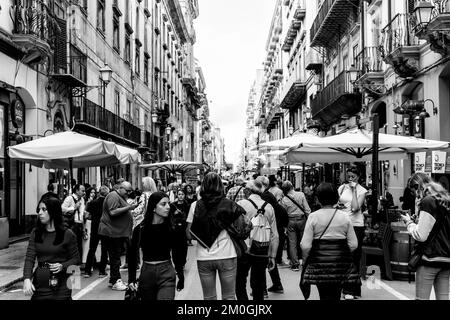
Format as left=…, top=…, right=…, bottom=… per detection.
left=102, top=236, right=127, bottom=284
left=197, top=258, right=237, bottom=300
left=287, top=217, right=306, bottom=266
left=342, top=226, right=365, bottom=297
left=236, top=253, right=269, bottom=301
left=85, top=231, right=108, bottom=274
left=138, top=261, right=176, bottom=300
left=416, top=265, right=450, bottom=300
left=276, top=229, right=286, bottom=264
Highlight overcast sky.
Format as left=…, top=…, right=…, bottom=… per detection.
left=194, top=0, right=275, bottom=167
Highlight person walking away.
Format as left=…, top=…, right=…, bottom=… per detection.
left=400, top=174, right=450, bottom=300
left=83, top=186, right=109, bottom=278
left=128, top=177, right=157, bottom=273
left=169, top=189, right=190, bottom=291
left=40, top=184, right=59, bottom=203
left=226, top=177, right=247, bottom=203
left=338, top=165, right=367, bottom=300
left=268, top=175, right=284, bottom=202
left=61, top=184, right=86, bottom=265
left=300, top=183, right=359, bottom=300
left=280, top=181, right=311, bottom=271
left=256, top=176, right=287, bottom=294
left=189, top=173, right=245, bottom=300
left=98, top=181, right=138, bottom=291
left=235, top=180, right=278, bottom=301
left=23, top=197, right=80, bottom=300
left=128, top=192, right=184, bottom=300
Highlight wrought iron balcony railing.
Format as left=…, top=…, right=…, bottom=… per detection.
left=381, top=13, right=419, bottom=58
left=355, top=46, right=384, bottom=75
left=75, top=99, right=141, bottom=145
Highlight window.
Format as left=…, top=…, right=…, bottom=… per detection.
left=97, top=0, right=105, bottom=33
left=113, top=16, right=120, bottom=52
left=144, top=57, right=149, bottom=85
left=136, top=8, right=140, bottom=39
left=114, top=90, right=120, bottom=115
left=135, top=46, right=141, bottom=75
left=125, top=33, right=131, bottom=64
left=135, top=106, right=140, bottom=126
left=53, top=0, right=66, bottom=19
left=127, top=100, right=132, bottom=120
left=144, top=114, right=148, bottom=132
left=99, top=78, right=104, bottom=107
left=353, top=44, right=359, bottom=66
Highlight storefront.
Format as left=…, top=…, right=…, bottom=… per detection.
left=415, top=150, right=450, bottom=190
left=0, top=82, right=31, bottom=238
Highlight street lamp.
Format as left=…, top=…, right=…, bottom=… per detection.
left=151, top=111, right=158, bottom=124
left=347, top=64, right=359, bottom=84
left=99, top=63, right=113, bottom=109
left=414, top=1, right=435, bottom=31
left=165, top=124, right=172, bottom=136
left=288, top=126, right=294, bottom=136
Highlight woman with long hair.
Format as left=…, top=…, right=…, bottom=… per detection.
left=300, top=183, right=359, bottom=300
left=337, top=165, right=367, bottom=300
left=128, top=192, right=184, bottom=300
left=184, top=184, right=197, bottom=206
left=401, top=173, right=450, bottom=300
left=189, top=172, right=246, bottom=300
left=23, top=197, right=80, bottom=300
left=170, top=188, right=190, bottom=291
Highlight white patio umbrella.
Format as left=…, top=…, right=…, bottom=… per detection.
left=285, top=128, right=450, bottom=163
left=116, top=145, right=142, bottom=165
left=256, top=133, right=323, bottom=151
left=7, top=131, right=122, bottom=168
left=140, top=160, right=205, bottom=175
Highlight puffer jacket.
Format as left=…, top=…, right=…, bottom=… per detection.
left=301, top=239, right=360, bottom=285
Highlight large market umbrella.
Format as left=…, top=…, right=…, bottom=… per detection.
left=285, top=128, right=449, bottom=163
left=254, top=133, right=323, bottom=151
left=116, top=145, right=142, bottom=165
left=140, top=160, right=205, bottom=175
left=7, top=131, right=123, bottom=168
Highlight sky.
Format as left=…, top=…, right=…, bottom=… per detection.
left=194, top=0, right=276, bottom=168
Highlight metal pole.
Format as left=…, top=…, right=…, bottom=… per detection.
left=69, top=157, right=74, bottom=195
left=371, top=113, right=380, bottom=217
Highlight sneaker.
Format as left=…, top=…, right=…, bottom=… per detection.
left=98, top=272, right=108, bottom=278
left=343, top=294, right=355, bottom=300
left=83, top=272, right=92, bottom=278
left=111, top=279, right=128, bottom=291
left=290, top=265, right=300, bottom=272
left=277, top=262, right=290, bottom=269
left=108, top=282, right=113, bottom=288
left=267, top=285, right=284, bottom=294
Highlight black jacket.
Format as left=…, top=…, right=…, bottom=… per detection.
left=261, top=191, right=288, bottom=230
left=190, top=197, right=246, bottom=248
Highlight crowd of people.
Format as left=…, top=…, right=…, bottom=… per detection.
left=21, top=166, right=450, bottom=301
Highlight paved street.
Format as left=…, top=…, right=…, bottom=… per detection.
left=0, top=242, right=422, bottom=301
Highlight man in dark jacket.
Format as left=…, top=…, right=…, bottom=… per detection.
left=84, top=185, right=110, bottom=277
left=258, top=176, right=288, bottom=294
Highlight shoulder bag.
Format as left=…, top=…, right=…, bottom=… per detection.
left=285, top=194, right=307, bottom=217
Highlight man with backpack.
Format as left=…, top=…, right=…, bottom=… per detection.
left=280, top=181, right=311, bottom=271
left=236, top=180, right=279, bottom=301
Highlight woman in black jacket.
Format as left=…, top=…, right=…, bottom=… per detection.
left=300, top=183, right=359, bottom=300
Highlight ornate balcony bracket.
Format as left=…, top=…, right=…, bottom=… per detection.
left=383, top=46, right=420, bottom=78
left=421, top=14, right=450, bottom=56
left=356, top=73, right=386, bottom=99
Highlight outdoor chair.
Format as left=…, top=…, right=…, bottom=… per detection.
left=360, top=222, right=393, bottom=281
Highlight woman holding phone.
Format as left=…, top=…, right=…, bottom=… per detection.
left=23, top=197, right=80, bottom=300
left=337, top=165, right=367, bottom=300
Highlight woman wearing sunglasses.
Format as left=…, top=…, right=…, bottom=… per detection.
left=401, top=173, right=450, bottom=300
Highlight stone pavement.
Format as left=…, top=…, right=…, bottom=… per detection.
left=0, top=241, right=28, bottom=291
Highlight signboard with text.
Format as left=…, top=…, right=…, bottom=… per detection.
left=425, top=152, right=433, bottom=173
left=432, top=151, right=447, bottom=174
left=415, top=152, right=426, bottom=172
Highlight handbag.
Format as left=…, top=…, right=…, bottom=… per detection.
left=124, top=286, right=140, bottom=301
left=226, top=213, right=252, bottom=258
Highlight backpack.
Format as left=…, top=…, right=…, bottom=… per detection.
left=226, top=212, right=252, bottom=258
left=246, top=199, right=271, bottom=257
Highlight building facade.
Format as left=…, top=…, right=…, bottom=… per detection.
left=0, top=0, right=206, bottom=241
left=248, top=0, right=450, bottom=204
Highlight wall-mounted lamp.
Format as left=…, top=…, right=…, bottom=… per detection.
left=165, top=125, right=172, bottom=136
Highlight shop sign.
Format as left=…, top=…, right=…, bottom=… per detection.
left=446, top=154, right=450, bottom=173
left=432, top=151, right=447, bottom=174
left=425, top=152, right=433, bottom=173
left=10, top=99, right=24, bottom=128
left=415, top=152, right=426, bottom=172
left=413, top=117, right=423, bottom=138
left=403, top=117, right=410, bottom=136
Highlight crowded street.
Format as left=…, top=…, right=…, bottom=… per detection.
left=2, top=0, right=450, bottom=307
left=0, top=242, right=419, bottom=301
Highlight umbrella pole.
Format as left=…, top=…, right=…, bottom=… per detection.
left=69, top=157, right=74, bottom=195
left=371, top=114, right=379, bottom=217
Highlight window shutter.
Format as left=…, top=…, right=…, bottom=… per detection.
left=54, top=18, right=67, bottom=74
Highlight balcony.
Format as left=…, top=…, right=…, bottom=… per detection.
left=311, top=70, right=362, bottom=127
left=305, top=49, right=323, bottom=73
left=354, top=46, right=384, bottom=96
left=74, top=99, right=141, bottom=146
left=267, top=107, right=284, bottom=130
left=413, top=0, right=450, bottom=56
left=280, top=75, right=306, bottom=109
left=310, top=0, right=360, bottom=49
left=143, top=131, right=158, bottom=154
left=10, top=2, right=60, bottom=65
left=50, top=53, right=88, bottom=88
left=381, top=13, right=420, bottom=78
